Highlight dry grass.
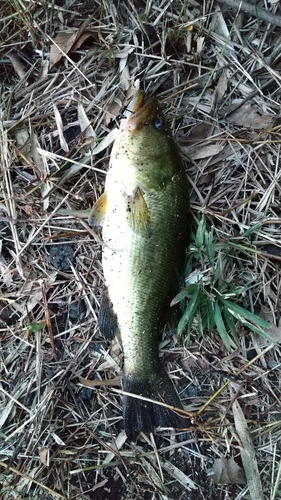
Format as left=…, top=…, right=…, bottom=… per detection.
left=1, top=1, right=281, bottom=499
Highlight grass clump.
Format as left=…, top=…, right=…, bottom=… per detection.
left=172, top=216, right=271, bottom=350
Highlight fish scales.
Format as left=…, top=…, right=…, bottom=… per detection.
left=103, top=169, right=187, bottom=372
left=91, top=91, right=190, bottom=439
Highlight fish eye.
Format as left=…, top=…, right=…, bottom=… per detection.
left=153, top=116, right=162, bottom=129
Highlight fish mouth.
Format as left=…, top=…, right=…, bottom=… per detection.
left=126, top=90, right=146, bottom=114
left=123, top=91, right=160, bottom=131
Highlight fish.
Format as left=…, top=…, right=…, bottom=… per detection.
left=90, top=91, right=190, bottom=440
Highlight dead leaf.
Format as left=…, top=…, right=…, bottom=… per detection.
left=268, top=325, right=281, bottom=342
left=49, top=13, right=95, bottom=68
left=140, top=457, right=168, bottom=494
left=91, top=128, right=118, bottom=155
left=232, top=396, right=265, bottom=500
left=102, top=431, right=127, bottom=465
left=224, top=103, right=274, bottom=130
left=11, top=272, right=57, bottom=318
left=14, top=127, right=31, bottom=155
left=212, top=457, right=245, bottom=485
left=113, top=47, right=135, bottom=59
left=41, top=180, right=51, bottom=211
left=254, top=306, right=281, bottom=344
left=39, top=447, right=49, bottom=467
left=72, top=31, right=93, bottom=51
left=206, top=142, right=242, bottom=166
left=183, top=141, right=225, bottom=160
left=8, top=52, right=26, bottom=80
left=104, top=99, right=122, bottom=126
left=180, top=355, right=210, bottom=372
left=210, top=7, right=236, bottom=60
left=211, top=72, right=228, bottom=109
left=162, top=460, right=197, bottom=490
left=49, top=31, right=78, bottom=67
left=119, top=63, right=130, bottom=91
left=260, top=324, right=281, bottom=343
left=77, top=102, right=96, bottom=141
left=0, top=255, right=13, bottom=286
left=183, top=141, right=242, bottom=166
left=180, top=123, right=218, bottom=145
left=31, top=130, right=48, bottom=177
left=53, top=104, right=69, bottom=152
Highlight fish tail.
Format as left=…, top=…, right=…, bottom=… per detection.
left=123, top=371, right=188, bottom=440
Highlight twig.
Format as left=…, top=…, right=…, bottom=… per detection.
left=0, top=461, right=67, bottom=499
left=217, top=0, right=281, bottom=27
left=42, top=286, right=56, bottom=356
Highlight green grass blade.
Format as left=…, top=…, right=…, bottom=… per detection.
left=195, top=217, right=206, bottom=249
left=177, top=286, right=200, bottom=334
left=238, top=319, right=276, bottom=343
left=221, top=299, right=270, bottom=328
left=205, top=226, right=215, bottom=266
left=222, top=306, right=238, bottom=339
left=206, top=298, right=215, bottom=331
left=214, top=302, right=231, bottom=350
left=170, top=289, right=188, bottom=306
left=235, top=222, right=263, bottom=239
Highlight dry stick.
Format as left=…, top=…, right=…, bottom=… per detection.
left=0, top=461, right=67, bottom=499
left=42, top=286, right=56, bottom=356
left=222, top=77, right=275, bottom=119
left=217, top=0, right=281, bottom=27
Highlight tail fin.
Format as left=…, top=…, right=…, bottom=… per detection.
left=123, top=371, right=188, bottom=441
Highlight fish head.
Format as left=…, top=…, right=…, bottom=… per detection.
left=119, top=91, right=175, bottom=160
left=113, top=92, right=180, bottom=189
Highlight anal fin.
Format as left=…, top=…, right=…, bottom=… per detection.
left=98, top=289, right=118, bottom=340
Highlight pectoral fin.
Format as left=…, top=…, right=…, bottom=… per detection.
left=125, top=187, right=150, bottom=237
left=88, top=192, right=107, bottom=229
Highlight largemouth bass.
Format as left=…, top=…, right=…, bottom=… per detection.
left=91, top=91, right=190, bottom=440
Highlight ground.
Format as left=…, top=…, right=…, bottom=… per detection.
left=1, top=1, right=281, bottom=499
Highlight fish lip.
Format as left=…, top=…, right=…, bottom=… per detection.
left=126, top=90, right=146, bottom=114
left=123, top=91, right=161, bottom=132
